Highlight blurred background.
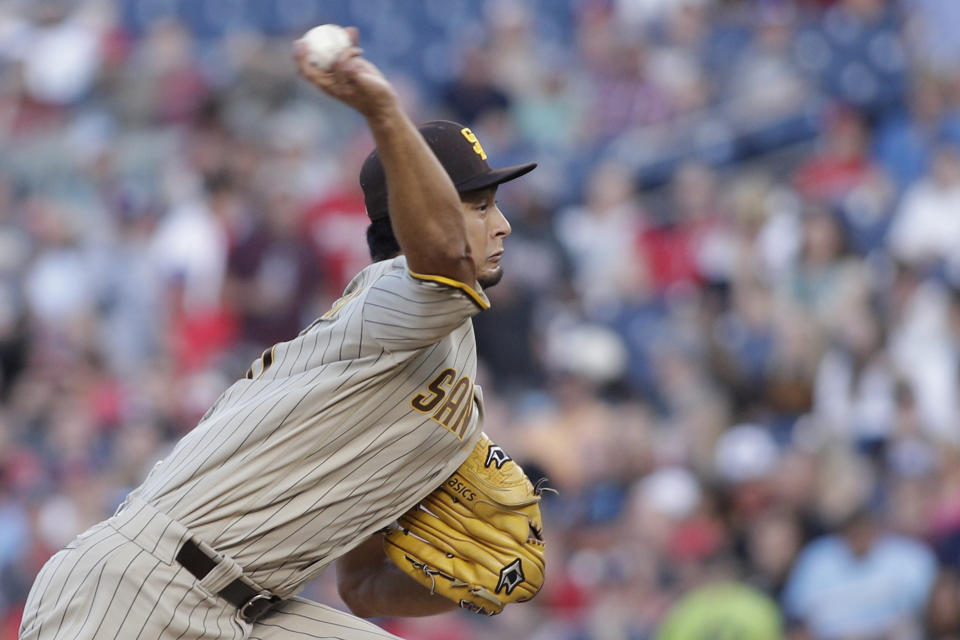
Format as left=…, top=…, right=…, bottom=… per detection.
left=2, top=0, right=960, bottom=638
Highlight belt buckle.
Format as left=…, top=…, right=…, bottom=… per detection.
left=239, top=593, right=276, bottom=623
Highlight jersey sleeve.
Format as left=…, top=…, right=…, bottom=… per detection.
left=363, top=258, right=490, bottom=350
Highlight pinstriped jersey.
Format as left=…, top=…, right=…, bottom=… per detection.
left=128, top=255, right=488, bottom=598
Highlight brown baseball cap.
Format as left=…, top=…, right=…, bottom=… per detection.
left=359, top=120, right=537, bottom=221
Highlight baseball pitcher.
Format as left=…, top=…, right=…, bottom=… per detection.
left=19, top=25, right=545, bottom=640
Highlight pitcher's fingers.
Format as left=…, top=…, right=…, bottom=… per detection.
left=329, top=46, right=364, bottom=74
left=345, top=26, right=360, bottom=46
left=292, top=40, right=316, bottom=74
left=295, top=58, right=336, bottom=88
left=327, top=46, right=365, bottom=83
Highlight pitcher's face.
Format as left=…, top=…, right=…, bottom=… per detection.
left=460, top=187, right=511, bottom=288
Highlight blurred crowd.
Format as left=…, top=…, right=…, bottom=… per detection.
left=3, top=0, right=960, bottom=638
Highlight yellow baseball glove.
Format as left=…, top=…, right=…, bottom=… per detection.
left=382, top=433, right=547, bottom=615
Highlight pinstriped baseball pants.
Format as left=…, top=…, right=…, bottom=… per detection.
left=19, top=499, right=402, bottom=640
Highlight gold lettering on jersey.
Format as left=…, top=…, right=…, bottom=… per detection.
left=411, top=368, right=475, bottom=439
left=411, top=368, right=456, bottom=413
left=432, top=377, right=469, bottom=425
left=460, top=128, right=487, bottom=160
left=449, top=386, right=474, bottom=439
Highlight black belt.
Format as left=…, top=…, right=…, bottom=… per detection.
left=175, top=539, right=279, bottom=623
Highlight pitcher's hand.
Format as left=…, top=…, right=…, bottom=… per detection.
left=294, top=27, right=398, bottom=118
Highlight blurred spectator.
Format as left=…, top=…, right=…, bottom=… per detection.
left=887, top=143, right=960, bottom=273
left=812, top=300, right=896, bottom=442
left=482, top=0, right=541, bottom=99
left=783, top=453, right=937, bottom=639
left=794, top=106, right=873, bottom=205
left=475, top=188, right=575, bottom=394
left=835, top=165, right=897, bottom=255
left=714, top=425, right=785, bottom=562
left=149, top=171, right=234, bottom=314
left=0, top=175, right=30, bottom=398
left=96, top=188, right=164, bottom=376
left=136, top=18, right=209, bottom=124
left=22, top=197, right=96, bottom=333
left=722, top=5, right=809, bottom=134
left=778, top=203, right=868, bottom=330
left=655, top=581, right=783, bottom=640
left=645, top=1, right=712, bottom=117
left=925, top=567, right=960, bottom=639
left=225, top=187, right=323, bottom=349
left=0, top=465, right=28, bottom=589
left=714, top=424, right=780, bottom=488
left=556, top=161, right=646, bottom=309
left=441, top=45, right=510, bottom=126
left=601, top=257, right=669, bottom=403
left=579, top=17, right=672, bottom=141
left=873, top=75, right=960, bottom=189
left=928, top=447, right=960, bottom=566
left=301, top=137, right=377, bottom=295
left=641, top=162, right=736, bottom=293
left=15, top=2, right=105, bottom=106
left=885, top=262, right=959, bottom=443
left=515, top=374, right=634, bottom=504
left=512, top=66, right=586, bottom=152
left=902, top=0, right=960, bottom=78
left=709, top=274, right=778, bottom=415
left=744, top=506, right=805, bottom=598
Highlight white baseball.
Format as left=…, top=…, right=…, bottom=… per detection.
left=300, top=24, right=351, bottom=71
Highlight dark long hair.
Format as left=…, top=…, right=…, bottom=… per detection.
left=366, top=217, right=401, bottom=262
